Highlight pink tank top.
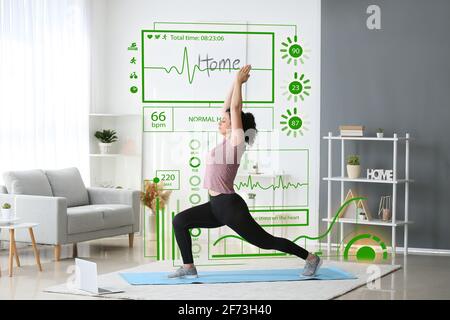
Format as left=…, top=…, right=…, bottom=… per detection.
left=203, top=138, right=245, bottom=194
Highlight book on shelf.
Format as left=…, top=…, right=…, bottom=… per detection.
left=339, top=125, right=364, bottom=137
left=339, top=125, right=364, bottom=130
left=340, top=131, right=364, bottom=136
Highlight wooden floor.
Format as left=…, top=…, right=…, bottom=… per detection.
left=1, top=236, right=450, bottom=300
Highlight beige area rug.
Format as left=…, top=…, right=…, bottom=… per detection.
left=44, top=259, right=401, bottom=300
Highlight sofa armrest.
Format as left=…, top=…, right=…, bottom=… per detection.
left=0, top=194, right=68, bottom=245
left=87, top=187, right=141, bottom=232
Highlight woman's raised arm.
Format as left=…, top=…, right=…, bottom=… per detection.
left=222, top=82, right=235, bottom=118
left=229, top=65, right=251, bottom=146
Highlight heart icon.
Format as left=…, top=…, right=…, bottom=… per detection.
left=147, top=35, right=153, bottom=39
left=155, top=34, right=160, bottom=39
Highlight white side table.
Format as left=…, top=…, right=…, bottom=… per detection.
left=0, top=222, right=42, bottom=277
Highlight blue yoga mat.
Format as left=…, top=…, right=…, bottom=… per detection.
left=119, top=267, right=357, bottom=285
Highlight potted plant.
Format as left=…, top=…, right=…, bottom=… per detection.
left=140, top=180, right=172, bottom=215
left=376, top=128, right=384, bottom=138
left=347, top=155, right=361, bottom=179
left=94, top=129, right=118, bottom=154
left=141, top=180, right=172, bottom=241
left=1, top=202, right=13, bottom=220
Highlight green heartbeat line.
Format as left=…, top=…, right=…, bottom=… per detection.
left=292, top=197, right=366, bottom=243
left=211, top=197, right=366, bottom=248
left=144, top=46, right=272, bottom=84
left=234, top=175, right=308, bottom=191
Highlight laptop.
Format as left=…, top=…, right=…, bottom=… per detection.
left=75, top=258, right=124, bottom=295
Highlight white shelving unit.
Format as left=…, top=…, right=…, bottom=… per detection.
left=89, top=153, right=141, bottom=158
left=88, top=113, right=142, bottom=190
left=322, top=132, right=413, bottom=257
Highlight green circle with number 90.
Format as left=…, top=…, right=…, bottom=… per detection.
left=288, top=116, right=302, bottom=130
left=289, top=44, right=303, bottom=58
left=289, top=81, right=303, bottom=95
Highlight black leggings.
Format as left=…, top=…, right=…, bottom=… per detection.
left=172, top=192, right=309, bottom=264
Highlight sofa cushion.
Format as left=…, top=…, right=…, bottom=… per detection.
left=67, top=205, right=105, bottom=234
left=101, top=204, right=134, bottom=229
left=3, top=169, right=53, bottom=196
left=45, top=167, right=89, bottom=207
left=67, top=204, right=134, bottom=234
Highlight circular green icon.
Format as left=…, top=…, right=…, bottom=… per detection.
left=190, top=228, right=202, bottom=237
left=356, top=246, right=376, bottom=261
left=153, top=177, right=160, bottom=183
left=289, top=81, right=303, bottom=95
left=189, top=175, right=201, bottom=186
left=288, top=116, right=303, bottom=130
left=289, top=44, right=303, bottom=58
left=189, top=193, right=201, bottom=205
left=189, top=156, right=201, bottom=168
left=189, top=139, right=201, bottom=150
left=192, top=243, right=201, bottom=254
left=130, top=86, right=138, bottom=94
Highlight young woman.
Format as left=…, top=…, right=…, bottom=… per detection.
left=169, top=65, right=321, bottom=278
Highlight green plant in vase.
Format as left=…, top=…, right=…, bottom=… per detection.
left=1, top=202, right=13, bottom=220
left=94, top=129, right=118, bottom=154
left=376, top=128, right=384, bottom=138
left=347, top=154, right=361, bottom=179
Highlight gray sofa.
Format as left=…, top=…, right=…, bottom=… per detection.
left=0, top=167, right=140, bottom=260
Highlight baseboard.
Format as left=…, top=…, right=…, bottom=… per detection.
left=395, top=246, right=450, bottom=256
left=319, top=242, right=450, bottom=256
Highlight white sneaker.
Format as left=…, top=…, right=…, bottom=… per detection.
left=302, top=255, right=322, bottom=277
left=168, top=266, right=198, bottom=279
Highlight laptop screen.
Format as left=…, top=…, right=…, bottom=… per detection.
left=75, top=258, right=99, bottom=294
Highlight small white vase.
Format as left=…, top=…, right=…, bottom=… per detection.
left=98, top=142, right=112, bottom=154
left=1, top=208, right=13, bottom=220
left=376, top=132, right=384, bottom=138
left=347, top=165, right=361, bottom=179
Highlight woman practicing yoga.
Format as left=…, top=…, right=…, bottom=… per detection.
left=169, top=65, right=321, bottom=278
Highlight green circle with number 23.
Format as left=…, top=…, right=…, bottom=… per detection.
left=289, top=81, right=303, bottom=95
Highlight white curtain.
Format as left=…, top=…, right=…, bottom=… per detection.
left=0, top=0, right=90, bottom=184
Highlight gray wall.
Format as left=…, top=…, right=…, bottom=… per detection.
left=320, top=0, right=450, bottom=250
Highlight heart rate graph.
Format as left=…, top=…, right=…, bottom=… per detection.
left=146, top=46, right=241, bottom=85
left=234, top=175, right=308, bottom=191
left=235, top=149, right=310, bottom=207
left=141, top=30, right=275, bottom=103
